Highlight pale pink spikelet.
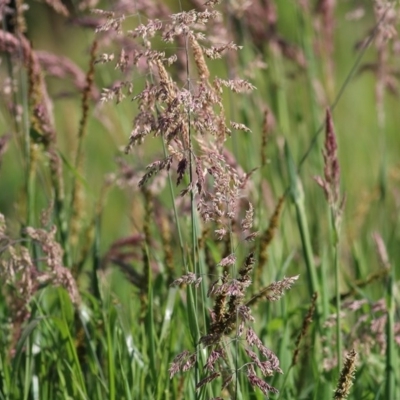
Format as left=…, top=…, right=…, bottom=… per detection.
left=217, top=253, right=236, bottom=267
left=241, top=202, right=254, bottom=231
left=372, top=232, right=390, bottom=269
left=247, top=275, right=299, bottom=306
left=171, top=272, right=202, bottom=288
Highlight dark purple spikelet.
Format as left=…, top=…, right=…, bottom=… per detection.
left=246, top=365, right=279, bottom=396
left=314, top=109, right=345, bottom=222
left=176, top=157, right=188, bottom=186
left=169, top=351, right=197, bottom=378
left=204, top=347, right=224, bottom=371
left=196, top=372, right=220, bottom=390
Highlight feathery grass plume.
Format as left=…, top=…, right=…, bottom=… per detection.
left=92, top=2, right=290, bottom=396
left=0, top=216, right=36, bottom=355
left=247, top=275, right=299, bottom=307
left=24, top=226, right=80, bottom=304
left=255, top=196, right=285, bottom=286
left=188, top=32, right=210, bottom=80
left=333, top=349, right=357, bottom=400
left=292, top=292, right=317, bottom=366
left=171, top=272, right=202, bottom=288
left=93, top=9, right=125, bottom=35
left=196, top=252, right=286, bottom=396
left=0, top=215, right=80, bottom=354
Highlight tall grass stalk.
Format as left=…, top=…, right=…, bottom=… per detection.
left=1, top=1, right=400, bottom=399
left=333, top=232, right=342, bottom=373
left=385, top=269, right=396, bottom=399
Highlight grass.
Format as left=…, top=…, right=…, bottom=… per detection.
left=0, top=1, right=399, bottom=399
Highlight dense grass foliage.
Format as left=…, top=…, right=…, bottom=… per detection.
left=0, top=1, right=399, bottom=399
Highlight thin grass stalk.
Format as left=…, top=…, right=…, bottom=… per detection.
left=25, top=71, right=35, bottom=232
left=184, top=30, right=212, bottom=399
left=22, top=336, right=32, bottom=400
left=0, top=350, right=11, bottom=398
left=333, top=238, right=342, bottom=374
left=116, top=338, right=133, bottom=400
left=54, top=302, right=88, bottom=398
left=105, top=307, right=115, bottom=400
left=319, top=250, right=331, bottom=320
left=145, top=246, right=157, bottom=388
left=223, top=337, right=243, bottom=400
left=184, top=32, right=201, bottom=395
left=385, top=269, right=396, bottom=398
left=77, top=311, right=106, bottom=384
left=156, top=290, right=178, bottom=400
left=26, top=143, right=38, bottom=229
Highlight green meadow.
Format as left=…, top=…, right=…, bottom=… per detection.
left=0, top=1, right=399, bottom=399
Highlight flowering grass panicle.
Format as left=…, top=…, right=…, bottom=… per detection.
left=1, top=1, right=399, bottom=399
left=334, top=349, right=357, bottom=400
left=91, top=3, right=301, bottom=395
